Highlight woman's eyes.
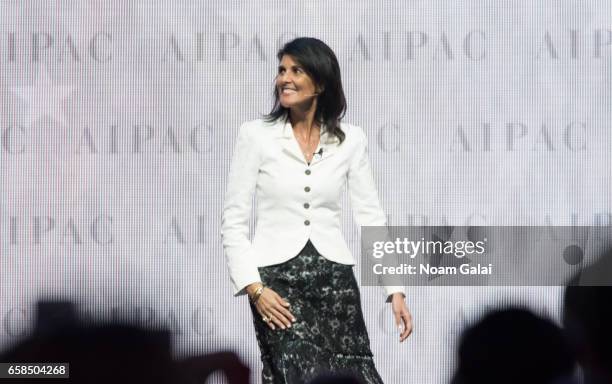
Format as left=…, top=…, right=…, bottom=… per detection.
left=278, top=67, right=303, bottom=74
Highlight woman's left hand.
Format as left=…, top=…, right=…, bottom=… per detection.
left=390, top=293, right=413, bottom=342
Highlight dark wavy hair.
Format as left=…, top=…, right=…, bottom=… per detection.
left=264, top=37, right=347, bottom=143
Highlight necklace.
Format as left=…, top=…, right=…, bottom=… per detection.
left=295, top=127, right=320, bottom=162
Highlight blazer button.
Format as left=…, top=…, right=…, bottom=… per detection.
left=303, top=203, right=310, bottom=209
left=304, top=186, right=311, bottom=192
left=304, top=220, right=310, bottom=226
left=305, top=169, right=311, bottom=175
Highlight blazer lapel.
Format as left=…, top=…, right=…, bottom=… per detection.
left=312, top=126, right=340, bottom=165
left=276, top=119, right=305, bottom=163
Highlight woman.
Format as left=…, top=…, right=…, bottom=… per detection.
left=221, top=37, right=413, bottom=383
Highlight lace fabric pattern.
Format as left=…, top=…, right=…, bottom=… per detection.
left=249, top=240, right=385, bottom=384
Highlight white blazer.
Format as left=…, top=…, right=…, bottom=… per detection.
left=221, top=118, right=405, bottom=300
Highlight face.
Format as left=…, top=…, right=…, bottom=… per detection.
left=276, top=54, right=320, bottom=110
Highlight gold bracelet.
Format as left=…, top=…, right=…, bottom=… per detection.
left=250, top=286, right=264, bottom=303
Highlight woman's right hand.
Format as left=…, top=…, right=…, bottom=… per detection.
left=247, top=283, right=296, bottom=331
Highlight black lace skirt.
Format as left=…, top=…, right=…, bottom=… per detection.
left=249, top=240, right=384, bottom=384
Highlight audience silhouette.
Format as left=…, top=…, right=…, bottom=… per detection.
left=451, top=308, right=576, bottom=384
left=564, top=247, right=612, bottom=384
left=6, top=246, right=612, bottom=384
left=0, top=301, right=249, bottom=383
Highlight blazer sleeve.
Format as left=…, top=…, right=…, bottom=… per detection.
left=221, top=122, right=262, bottom=296
left=347, top=127, right=405, bottom=301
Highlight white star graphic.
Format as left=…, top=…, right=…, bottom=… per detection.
left=12, top=65, right=73, bottom=127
